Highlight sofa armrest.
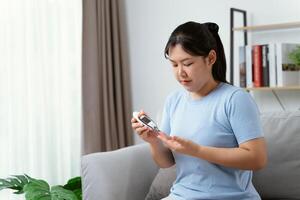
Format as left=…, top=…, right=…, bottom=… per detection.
left=81, top=143, right=159, bottom=200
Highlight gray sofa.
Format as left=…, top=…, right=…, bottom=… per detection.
left=81, top=111, right=300, bottom=200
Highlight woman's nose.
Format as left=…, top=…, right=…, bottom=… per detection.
left=178, top=66, right=186, bottom=77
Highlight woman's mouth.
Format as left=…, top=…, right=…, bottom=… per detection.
left=180, top=80, right=192, bottom=85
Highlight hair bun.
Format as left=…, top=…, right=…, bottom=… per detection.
left=204, top=22, right=219, bottom=33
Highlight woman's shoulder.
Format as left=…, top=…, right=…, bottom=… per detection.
left=219, top=82, right=249, bottom=99
left=219, top=83, right=257, bottom=110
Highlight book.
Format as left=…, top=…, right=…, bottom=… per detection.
left=262, top=44, right=270, bottom=87
left=253, top=45, right=263, bottom=87
left=245, top=45, right=253, bottom=87
left=239, top=46, right=246, bottom=88
left=268, top=43, right=277, bottom=87
left=276, top=43, right=300, bottom=86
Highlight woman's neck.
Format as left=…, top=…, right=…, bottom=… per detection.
left=190, top=80, right=220, bottom=100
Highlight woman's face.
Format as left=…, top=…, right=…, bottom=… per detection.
left=168, top=44, right=216, bottom=95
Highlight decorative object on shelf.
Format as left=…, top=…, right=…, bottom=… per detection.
left=0, top=174, right=82, bottom=200
left=288, top=45, right=300, bottom=70
left=276, top=43, right=300, bottom=86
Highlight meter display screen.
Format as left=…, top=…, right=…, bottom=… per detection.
left=140, top=115, right=151, bottom=124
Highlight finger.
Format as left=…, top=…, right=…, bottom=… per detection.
left=132, top=122, right=143, bottom=129
left=157, top=134, right=178, bottom=144
left=157, top=132, right=172, bottom=140
left=131, top=117, right=137, bottom=123
left=140, top=129, right=151, bottom=138
left=142, top=127, right=157, bottom=136
left=162, top=139, right=181, bottom=150
left=160, top=139, right=175, bottom=150
left=139, top=109, right=146, bottom=116
left=132, top=124, right=143, bottom=131
left=141, top=129, right=149, bottom=137
left=136, top=126, right=148, bottom=135
left=157, top=134, right=170, bottom=143
left=151, top=131, right=159, bottom=137
left=172, top=136, right=187, bottom=144
left=136, top=125, right=147, bottom=132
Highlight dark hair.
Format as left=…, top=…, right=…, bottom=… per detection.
left=164, top=21, right=227, bottom=83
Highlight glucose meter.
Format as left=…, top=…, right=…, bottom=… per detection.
left=133, top=111, right=160, bottom=132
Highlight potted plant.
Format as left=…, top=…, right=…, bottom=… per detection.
left=0, top=174, right=82, bottom=200
left=288, top=45, right=300, bottom=70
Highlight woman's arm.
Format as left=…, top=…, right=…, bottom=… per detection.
left=149, top=139, right=175, bottom=168
left=195, top=138, right=267, bottom=170
left=158, top=133, right=267, bottom=170
left=131, top=113, right=175, bottom=168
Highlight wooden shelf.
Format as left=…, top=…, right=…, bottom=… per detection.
left=232, top=21, right=300, bottom=32
left=245, top=86, right=300, bottom=91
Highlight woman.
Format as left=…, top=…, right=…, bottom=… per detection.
left=131, top=21, right=267, bottom=200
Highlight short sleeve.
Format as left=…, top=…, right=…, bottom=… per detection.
left=227, top=90, right=263, bottom=144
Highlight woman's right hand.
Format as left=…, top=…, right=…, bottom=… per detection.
left=131, top=110, right=160, bottom=144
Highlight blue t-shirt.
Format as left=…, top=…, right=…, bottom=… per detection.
left=160, top=82, right=263, bottom=200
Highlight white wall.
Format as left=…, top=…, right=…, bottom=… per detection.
left=122, top=0, right=300, bottom=143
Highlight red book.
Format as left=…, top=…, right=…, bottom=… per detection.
left=253, top=45, right=263, bottom=87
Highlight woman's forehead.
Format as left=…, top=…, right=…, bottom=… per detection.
left=168, top=45, right=194, bottom=60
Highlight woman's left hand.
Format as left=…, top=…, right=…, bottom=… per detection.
left=157, top=132, right=200, bottom=157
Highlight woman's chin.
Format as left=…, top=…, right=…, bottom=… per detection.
left=183, top=86, right=194, bottom=92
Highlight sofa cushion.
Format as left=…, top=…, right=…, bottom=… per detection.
left=145, top=165, right=176, bottom=200
left=253, top=111, right=300, bottom=199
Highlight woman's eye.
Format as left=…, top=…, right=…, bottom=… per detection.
left=184, top=63, right=193, bottom=66
left=172, top=64, right=178, bottom=67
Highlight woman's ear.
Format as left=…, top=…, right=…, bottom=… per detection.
left=207, top=50, right=217, bottom=66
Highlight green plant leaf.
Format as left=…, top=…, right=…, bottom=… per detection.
left=63, top=177, right=81, bottom=191
left=1, top=174, right=82, bottom=200
left=289, top=45, right=300, bottom=67
left=23, top=179, right=51, bottom=200
left=51, top=185, right=79, bottom=200
left=13, top=175, right=30, bottom=185
left=27, top=179, right=50, bottom=191
left=72, top=188, right=82, bottom=199
left=0, top=174, right=30, bottom=194
left=0, top=179, right=12, bottom=190
left=24, top=190, right=51, bottom=200
left=38, top=197, right=52, bottom=200
left=63, top=176, right=82, bottom=199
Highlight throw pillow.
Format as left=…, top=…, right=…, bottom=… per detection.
left=145, top=165, right=176, bottom=200
left=253, top=111, right=300, bottom=199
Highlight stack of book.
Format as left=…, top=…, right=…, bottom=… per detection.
left=236, top=43, right=300, bottom=88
